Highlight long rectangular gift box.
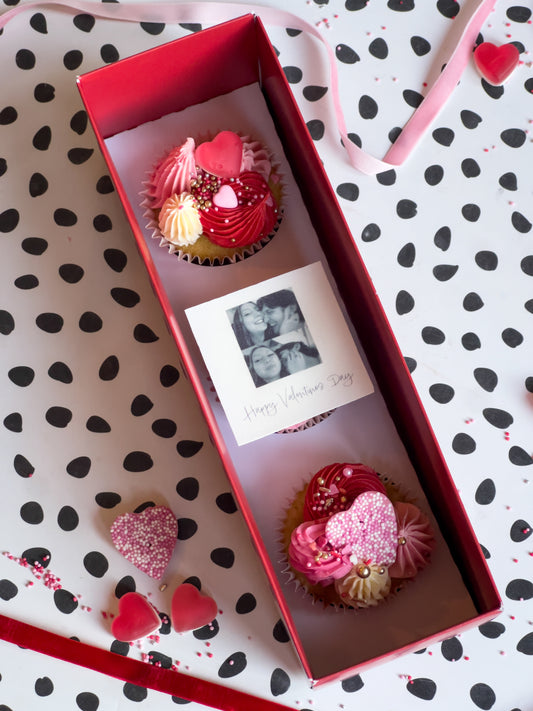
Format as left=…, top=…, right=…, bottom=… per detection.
left=75, top=14, right=501, bottom=686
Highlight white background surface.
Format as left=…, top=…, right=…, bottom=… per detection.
left=0, top=0, right=532, bottom=709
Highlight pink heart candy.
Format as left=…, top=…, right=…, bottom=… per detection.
left=195, top=131, right=243, bottom=179
left=110, top=505, right=178, bottom=579
left=111, top=592, right=161, bottom=642
left=213, top=184, right=238, bottom=209
left=171, top=583, right=218, bottom=633
left=325, top=491, right=398, bottom=566
left=473, top=42, right=520, bottom=86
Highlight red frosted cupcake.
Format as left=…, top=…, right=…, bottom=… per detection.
left=143, top=130, right=283, bottom=265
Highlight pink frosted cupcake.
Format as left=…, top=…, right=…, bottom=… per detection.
left=142, top=131, right=283, bottom=265
left=282, top=463, right=435, bottom=609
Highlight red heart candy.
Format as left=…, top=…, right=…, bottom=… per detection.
left=325, top=491, right=398, bottom=567
left=473, top=42, right=520, bottom=86
left=111, top=592, right=161, bottom=642
left=195, top=131, right=243, bottom=179
left=171, top=583, right=218, bottom=633
left=110, top=505, right=178, bottom=579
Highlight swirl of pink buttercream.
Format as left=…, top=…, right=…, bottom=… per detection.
left=289, top=519, right=352, bottom=586
left=303, top=463, right=387, bottom=521
left=240, top=137, right=272, bottom=182
left=389, top=502, right=434, bottom=578
left=148, top=138, right=197, bottom=209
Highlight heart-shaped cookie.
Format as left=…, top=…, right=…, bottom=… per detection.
left=473, top=42, right=520, bottom=86
left=195, top=131, right=243, bottom=179
left=325, top=491, right=398, bottom=567
left=171, top=583, right=218, bottom=633
left=110, top=505, right=178, bottom=579
left=111, top=592, right=161, bottom=642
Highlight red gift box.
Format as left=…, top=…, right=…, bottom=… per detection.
left=75, top=14, right=501, bottom=686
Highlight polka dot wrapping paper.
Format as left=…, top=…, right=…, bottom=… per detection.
left=1, top=1, right=532, bottom=710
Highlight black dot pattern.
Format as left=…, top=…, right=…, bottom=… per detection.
left=0, top=4, right=531, bottom=710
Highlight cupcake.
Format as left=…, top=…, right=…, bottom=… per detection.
left=282, top=463, right=434, bottom=609
left=143, top=130, right=283, bottom=265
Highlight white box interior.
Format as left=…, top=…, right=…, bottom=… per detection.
left=105, top=84, right=477, bottom=679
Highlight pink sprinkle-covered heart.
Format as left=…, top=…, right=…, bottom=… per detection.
left=213, top=184, right=238, bottom=208
left=473, top=42, right=520, bottom=86
left=110, top=505, right=178, bottom=579
left=195, top=131, right=243, bottom=179
left=111, top=592, right=161, bottom=642
left=171, top=583, right=218, bottom=633
left=325, top=491, right=398, bottom=566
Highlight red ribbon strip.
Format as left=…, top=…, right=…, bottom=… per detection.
left=0, top=614, right=296, bottom=711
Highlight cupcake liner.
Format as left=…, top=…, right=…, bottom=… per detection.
left=276, top=409, right=335, bottom=434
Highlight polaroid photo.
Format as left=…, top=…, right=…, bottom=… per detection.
left=185, top=262, right=374, bottom=445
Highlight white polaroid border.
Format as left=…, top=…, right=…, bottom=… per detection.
left=185, top=262, right=374, bottom=445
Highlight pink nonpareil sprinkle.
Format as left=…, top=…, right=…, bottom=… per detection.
left=325, top=491, right=397, bottom=566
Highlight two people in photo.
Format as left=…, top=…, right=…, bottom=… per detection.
left=229, top=289, right=321, bottom=387
left=248, top=341, right=321, bottom=387
left=231, top=289, right=304, bottom=348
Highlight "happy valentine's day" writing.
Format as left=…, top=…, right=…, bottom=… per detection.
left=242, top=371, right=354, bottom=423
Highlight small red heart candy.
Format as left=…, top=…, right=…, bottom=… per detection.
left=111, top=592, right=161, bottom=642
left=195, top=131, right=243, bottom=179
left=171, top=583, right=218, bottom=633
left=473, top=42, right=520, bottom=86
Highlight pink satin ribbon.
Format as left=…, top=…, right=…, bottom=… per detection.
left=0, top=0, right=495, bottom=174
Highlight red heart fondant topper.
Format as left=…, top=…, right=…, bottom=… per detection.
left=473, top=42, right=520, bottom=86
left=195, top=130, right=243, bottom=179
left=111, top=592, right=161, bottom=642
left=171, top=583, right=218, bottom=633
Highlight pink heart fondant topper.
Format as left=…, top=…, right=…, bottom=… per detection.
left=473, top=42, right=520, bottom=86
left=325, top=491, right=398, bottom=567
left=111, top=592, right=161, bottom=642
left=171, top=583, right=218, bottom=633
left=110, top=505, right=178, bottom=579
left=195, top=130, right=243, bottom=179
left=213, top=183, right=238, bottom=209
